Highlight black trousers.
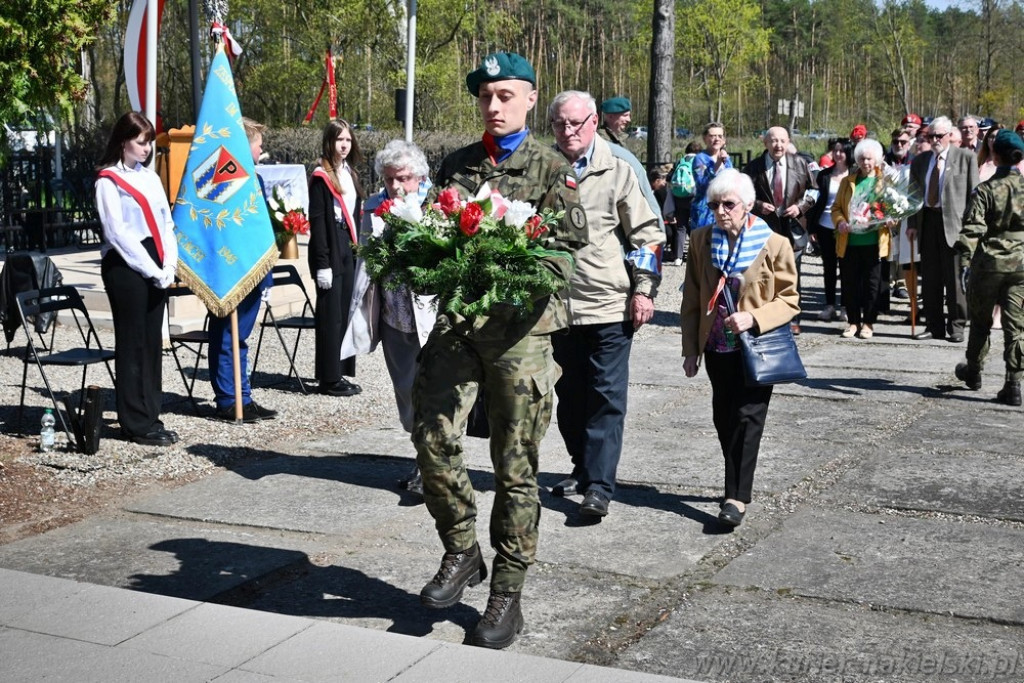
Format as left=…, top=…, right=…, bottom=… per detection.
left=840, top=243, right=882, bottom=327
left=813, top=226, right=841, bottom=307
left=704, top=350, right=773, bottom=504
left=919, top=208, right=967, bottom=337
left=314, top=261, right=356, bottom=384
left=101, top=247, right=166, bottom=437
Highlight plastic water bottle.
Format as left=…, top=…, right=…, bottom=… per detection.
left=39, top=409, right=56, bottom=453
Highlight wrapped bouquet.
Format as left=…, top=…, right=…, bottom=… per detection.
left=266, top=185, right=311, bottom=248
left=848, top=171, right=923, bottom=233
left=358, top=185, right=570, bottom=318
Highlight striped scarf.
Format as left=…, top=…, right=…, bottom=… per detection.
left=707, top=213, right=773, bottom=314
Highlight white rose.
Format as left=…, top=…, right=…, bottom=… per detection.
left=390, top=197, right=423, bottom=224
left=503, top=200, right=536, bottom=229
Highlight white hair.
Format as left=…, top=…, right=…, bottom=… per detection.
left=373, top=139, right=429, bottom=179
left=854, top=138, right=884, bottom=165
left=930, top=116, right=953, bottom=135
left=707, top=168, right=755, bottom=208
left=547, top=90, right=597, bottom=121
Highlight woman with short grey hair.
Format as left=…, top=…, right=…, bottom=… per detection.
left=346, top=139, right=436, bottom=495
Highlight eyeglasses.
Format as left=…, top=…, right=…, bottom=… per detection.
left=926, top=132, right=948, bottom=141
left=893, top=138, right=910, bottom=145
left=707, top=200, right=739, bottom=212
left=550, top=113, right=593, bottom=134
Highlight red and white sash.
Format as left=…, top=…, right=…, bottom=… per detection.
left=312, top=167, right=357, bottom=244
left=97, top=168, right=165, bottom=263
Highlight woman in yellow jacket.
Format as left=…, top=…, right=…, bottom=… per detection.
left=832, top=138, right=892, bottom=339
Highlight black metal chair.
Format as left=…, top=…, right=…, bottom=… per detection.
left=16, top=285, right=115, bottom=440
left=165, top=285, right=211, bottom=413
left=251, top=264, right=316, bottom=393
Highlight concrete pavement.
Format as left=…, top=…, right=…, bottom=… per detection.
left=1, top=245, right=1022, bottom=682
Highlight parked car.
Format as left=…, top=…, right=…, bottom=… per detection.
left=629, top=126, right=648, bottom=140
left=808, top=129, right=838, bottom=141
left=675, top=127, right=691, bottom=138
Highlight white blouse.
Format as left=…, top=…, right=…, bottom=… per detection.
left=334, top=162, right=358, bottom=223
left=95, top=161, right=178, bottom=280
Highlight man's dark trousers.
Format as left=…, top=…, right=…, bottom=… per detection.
left=553, top=320, right=633, bottom=499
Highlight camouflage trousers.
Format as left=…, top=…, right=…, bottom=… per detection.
left=412, top=316, right=560, bottom=592
left=966, top=270, right=1024, bottom=382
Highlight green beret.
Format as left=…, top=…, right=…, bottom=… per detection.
left=601, top=96, right=631, bottom=114
left=993, top=129, right=1024, bottom=157
left=465, top=52, right=536, bottom=96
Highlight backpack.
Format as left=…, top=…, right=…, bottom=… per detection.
left=671, top=154, right=696, bottom=198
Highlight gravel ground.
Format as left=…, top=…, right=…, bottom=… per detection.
left=0, top=261, right=689, bottom=542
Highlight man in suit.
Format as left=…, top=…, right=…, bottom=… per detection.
left=743, top=126, right=815, bottom=334
left=958, top=116, right=981, bottom=154
left=906, top=116, right=980, bottom=342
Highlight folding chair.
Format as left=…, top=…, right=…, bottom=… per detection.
left=16, top=286, right=116, bottom=441
left=166, top=285, right=211, bottom=414
left=251, top=264, right=316, bottom=393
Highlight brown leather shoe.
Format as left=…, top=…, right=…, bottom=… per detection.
left=469, top=591, right=524, bottom=649
left=420, top=543, right=487, bottom=609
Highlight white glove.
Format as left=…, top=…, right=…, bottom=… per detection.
left=316, top=268, right=333, bottom=290
left=155, top=267, right=176, bottom=289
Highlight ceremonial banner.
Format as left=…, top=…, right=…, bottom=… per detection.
left=172, top=44, right=277, bottom=317
left=124, top=0, right=165, bottom=127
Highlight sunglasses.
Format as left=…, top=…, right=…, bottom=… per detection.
left=926, top=132, right=948, bottom=141
left=708, top=200, right=739, bottom=211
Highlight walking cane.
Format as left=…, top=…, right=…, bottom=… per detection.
left=908, top=232, right=917, bottom=337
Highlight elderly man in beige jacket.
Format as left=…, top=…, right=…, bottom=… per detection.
left=548, top=90, right=664, bottom=518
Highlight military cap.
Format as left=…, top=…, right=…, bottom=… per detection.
left=901, top=113, right=922, bottom=126
left=601, top=97, right=631, bottom=114
left=465, top=52, right=536, bottom=96
left=993, top=129, right=1024, bottom=156
left=850, top=124, right=868, bottom=141
left=1016, top=120, right=1024, bottom=134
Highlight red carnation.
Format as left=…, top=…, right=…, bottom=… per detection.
left=438, top=187, right=462, bottom=216
left=459, top=203, right=484, bottom=236
left=374, top=198, right=394, bottom=217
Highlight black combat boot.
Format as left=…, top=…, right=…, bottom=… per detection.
left=996, top=380, right=1022, bottom=406
left=469, top=591, right=524, bottom=649
left=955, top=362, right=982, bottom=390
left=420, top=543, right=487, bottom=608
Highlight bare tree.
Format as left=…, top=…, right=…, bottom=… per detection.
left=647, top=0, right=675, bottom=168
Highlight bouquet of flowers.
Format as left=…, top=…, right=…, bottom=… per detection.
left=847, top=171, right=923, bottom=233
left=266, top=186, right=310, bottom=247
left=358, top=185, right=571, bottom=318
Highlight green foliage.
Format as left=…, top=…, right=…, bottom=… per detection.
left=0, top=0, right=112, bottom=142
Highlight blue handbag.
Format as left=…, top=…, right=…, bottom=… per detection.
left=721, top=285, right=806, bottom=386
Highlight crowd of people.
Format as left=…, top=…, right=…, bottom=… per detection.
left=92, top=49, right=1022, bottom=650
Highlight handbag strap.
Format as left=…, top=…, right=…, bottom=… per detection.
left=718, top=272, right=738, bottom=316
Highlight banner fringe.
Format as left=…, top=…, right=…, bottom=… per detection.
left=177, top=245, right=280, bottom=318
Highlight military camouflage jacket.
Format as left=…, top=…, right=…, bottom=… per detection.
left=958, top=168, right=1024, bottom=273
left=428, top=133, right=590, bottom=337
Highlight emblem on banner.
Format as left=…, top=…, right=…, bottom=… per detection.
left=193, top=146, right=249, bottom=204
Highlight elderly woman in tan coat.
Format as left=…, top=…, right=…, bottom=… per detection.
left=681, top=168, right=799, bottom=528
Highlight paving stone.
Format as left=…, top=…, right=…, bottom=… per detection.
left=713, top=508, right=1024, bottom=624
left=621, top=587, right=1024, bottom=683
left=824, top=450, right=1024, bottom=521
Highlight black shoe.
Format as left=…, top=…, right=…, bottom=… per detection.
left=469, top=591, right=524, bottom=650
left=551, top=476, right=580, bottom=497
left=954, top=362, right=982, bottom=390
left=127, top=430, right=174, bottom=447
left=399, top=467, right=423, bottom=496
left=318, top=379, right=362, bottom=397
left=579, top=489, right=610, bottom=517
left=250, top=401, right=278, bottom=420
left=162, top=429, right=180, bottom=444
left=420, top=543, right=487, bottom=609
left=996, top=381, right=1022, bottom=406
left=718, top=502, right=745, bottom=527
left=913, top=330, right=936, bottom=340
left=948, top=333, right=965, bottom=343
left=215, top=403, right=261, bottom=423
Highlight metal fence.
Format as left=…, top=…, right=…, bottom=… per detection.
left=1, top=148, right=103, bottom=253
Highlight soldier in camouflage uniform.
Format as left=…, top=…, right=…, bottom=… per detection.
left=954, top=130, right=1024, bottom=406
left=413, top=51, right=589, bottom=650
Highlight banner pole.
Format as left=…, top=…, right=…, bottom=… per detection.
left=231, top=309, right=243, bottom=423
